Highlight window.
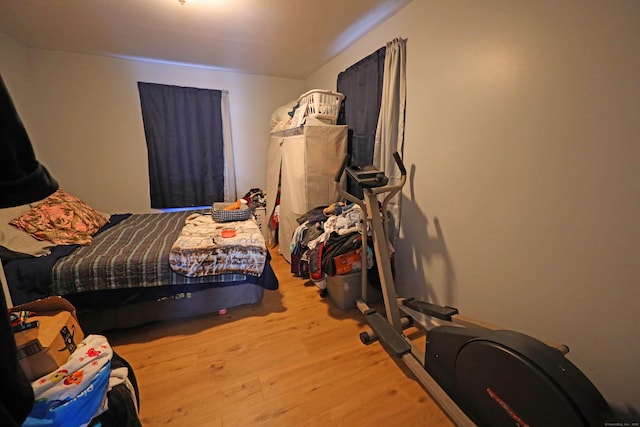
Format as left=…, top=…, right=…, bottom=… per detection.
left=137, top=82, right=236, bottom=209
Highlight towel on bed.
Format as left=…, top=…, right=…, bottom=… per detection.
left=169, top=213, right=267, bottom=277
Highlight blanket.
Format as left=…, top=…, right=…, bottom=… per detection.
left=3, top=214, right=131, bottom=305
left=51, top=211, right=266, bottom=295
left=169, top=213, right=266, bottom=277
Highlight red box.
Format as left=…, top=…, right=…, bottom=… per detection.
left=333, top=249, right=362, bottom=275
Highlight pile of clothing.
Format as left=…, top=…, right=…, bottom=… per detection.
left=241, top=188, right=266, bottom=211
left=290, top=203, right=375, bottom=294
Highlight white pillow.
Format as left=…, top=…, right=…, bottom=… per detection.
left=269, top=100, right=297, bottom=129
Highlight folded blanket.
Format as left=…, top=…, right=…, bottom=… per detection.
left=169, top=213, right=267, bottom=277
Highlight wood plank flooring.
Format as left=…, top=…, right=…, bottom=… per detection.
left=105, top=247, right=454, bottom=426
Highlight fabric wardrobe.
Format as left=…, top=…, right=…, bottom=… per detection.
left=266, top=125, right=347, bottom=262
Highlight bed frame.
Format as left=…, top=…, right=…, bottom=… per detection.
left=77, top=282, right=265, bottom=332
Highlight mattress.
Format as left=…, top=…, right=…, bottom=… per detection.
left=48, top=211, right=276, bottom=296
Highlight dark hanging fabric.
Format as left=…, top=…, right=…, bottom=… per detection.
left=0, top=74, right=58, bottom=208
left=0, top=285, right=34, bottom=427
left=137, top=82, right=225, bottom=209
left=337, top=46, right=386, bottom=197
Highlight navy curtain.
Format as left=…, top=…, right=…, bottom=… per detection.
left=138, top=82, right=225, bottom=209
left=337, top=47, right=386, bottom=197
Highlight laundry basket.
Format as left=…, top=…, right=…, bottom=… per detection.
left=297, top=89, right=345, bottom=124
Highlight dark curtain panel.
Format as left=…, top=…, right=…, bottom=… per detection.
left=138, top=82, right=224, bottom=209
left=0, top=74, right=58, bottom=208
left=337, top=47, right=386, bottom=197
left=0, top=284, right=34, bottom=426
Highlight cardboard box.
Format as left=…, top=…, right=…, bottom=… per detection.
left=11, top=296, right=84, bottom=381
left=333, top=249, right=362, bottom=275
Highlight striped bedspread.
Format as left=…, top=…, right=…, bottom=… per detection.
left=51, top=210, right=258, bottom=295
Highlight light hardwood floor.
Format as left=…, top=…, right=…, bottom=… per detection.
left=106, top=247, right=454, bottom=426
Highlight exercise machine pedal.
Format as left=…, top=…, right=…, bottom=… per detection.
left=359, top=312, right=413, bottom=345
left=361, top=308, right=410, bottom=357
left=402, top=298, right=459, bottom=321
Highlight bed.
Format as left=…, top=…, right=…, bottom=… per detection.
left=2, top=204, right=279, bottom=333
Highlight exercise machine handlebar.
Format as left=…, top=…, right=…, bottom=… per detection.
left=393, top=151, right=406, bottom=176
left=335, top=153, right=351, bottom=183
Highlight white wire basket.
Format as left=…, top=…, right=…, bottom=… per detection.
left=297, top=89, right=345, bottom=123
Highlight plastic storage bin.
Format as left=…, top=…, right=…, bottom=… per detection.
left=327, top=271, right=382, bottom=310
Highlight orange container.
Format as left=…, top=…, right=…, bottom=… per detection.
left=333, top=249, right=362, bottom=275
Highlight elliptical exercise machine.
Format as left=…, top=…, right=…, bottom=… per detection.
left=334, top=152, right=612, bottom=427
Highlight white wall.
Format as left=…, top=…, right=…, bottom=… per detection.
left=0, top=34, right=43, bottom=151
left=0, top=33, right=304, bottom=213
left=307, top=0, right=640, bottom=414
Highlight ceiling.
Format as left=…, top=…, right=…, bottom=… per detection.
left=0, top=0, right=411, bottom=80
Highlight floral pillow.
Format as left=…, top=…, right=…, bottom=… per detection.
left=10, top=189, right=109, bottom=245
left=1, top=203, right=55, bottom=259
